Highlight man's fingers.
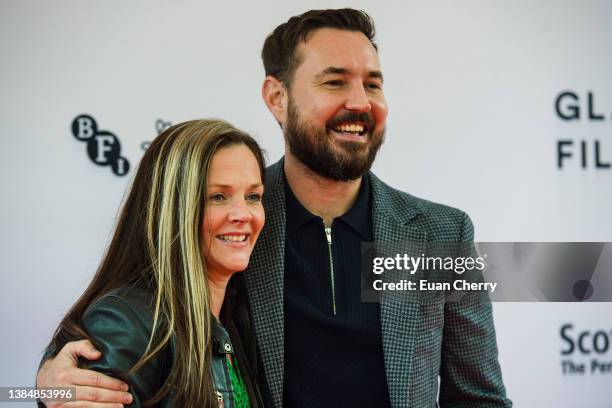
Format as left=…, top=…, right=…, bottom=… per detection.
left=72, top=368, right=129, bottom=392
left=42, top=384, right=132, bottom=407
left=58, top=402, right=125, bottom=408
left=58, top=340, right=102, bottom=361
left=74, top=385, right=133, bottom=404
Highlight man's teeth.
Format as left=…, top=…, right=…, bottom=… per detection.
left=218, top=235, right=247, bottom=242
left=334, top=124, right=365, bottom=134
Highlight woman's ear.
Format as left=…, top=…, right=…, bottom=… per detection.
left=261, top=76, right=288, bottom=127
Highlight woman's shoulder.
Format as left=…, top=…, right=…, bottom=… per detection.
left=81, top=286, right=172, bottom=406
left=87, top=286, right=153, bottom=311
left=82, top=285, right=157, bottom=340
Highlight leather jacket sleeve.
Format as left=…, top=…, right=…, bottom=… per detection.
left=81, top=292, right=171, bottom=407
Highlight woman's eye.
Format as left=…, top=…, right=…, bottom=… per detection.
left=247, top=193, right=262, bottom=202
left=209, top=193, right=225, bottom=202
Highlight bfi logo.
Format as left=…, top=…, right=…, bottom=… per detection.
left=71, top=114, right=130, bottom=176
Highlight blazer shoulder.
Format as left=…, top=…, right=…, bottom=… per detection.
left=370, top=173, right=473, bottom=241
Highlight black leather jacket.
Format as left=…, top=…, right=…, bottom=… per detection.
left=78, top=286, right=257, bottom=407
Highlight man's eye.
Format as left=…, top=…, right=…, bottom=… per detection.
left=324, top=80, right=344, bottom=87
left=366, top=82, right=382, bottom=90
left=247, top=193, right=262, bottom=202
left=209, top=193, right=225, bottom=202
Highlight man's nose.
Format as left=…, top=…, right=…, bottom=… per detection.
left=345, top=83, right=372, bottom=112
left=228, top=199, right=252, bottom=223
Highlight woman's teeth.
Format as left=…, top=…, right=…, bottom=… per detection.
left=218, top=234, right=247, bottom=242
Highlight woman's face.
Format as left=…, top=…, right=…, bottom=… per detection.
left=201, top=144, right=265, bottom=279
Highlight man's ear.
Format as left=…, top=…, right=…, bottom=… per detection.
left=262, top=76, right=288, bottom=126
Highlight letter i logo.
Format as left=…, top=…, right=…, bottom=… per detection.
left=71, top=114, right=130, bottom=176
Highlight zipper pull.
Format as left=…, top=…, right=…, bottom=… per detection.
left=325, top=226, right=332, bottom=244
left=324, top=225, right=337, bottom=315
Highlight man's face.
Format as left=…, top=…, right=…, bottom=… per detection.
left=283, top=28, right=388, bottom=181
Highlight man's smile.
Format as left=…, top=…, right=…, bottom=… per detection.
left=329, top=126, right=369, bottom=142
left=330, top=121, right=368, bottom=136
left=326, top=113, right=375, bottom=143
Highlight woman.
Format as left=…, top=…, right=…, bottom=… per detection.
left=45, top=119, right=265, bottom=407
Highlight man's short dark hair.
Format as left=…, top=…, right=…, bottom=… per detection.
left=262, top=8, right=377, bottom=87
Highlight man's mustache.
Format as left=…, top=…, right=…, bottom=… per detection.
left=326, top=112, right=376, bottom=132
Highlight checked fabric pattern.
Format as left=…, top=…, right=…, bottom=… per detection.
left=244, top=159, right=512, bottom=408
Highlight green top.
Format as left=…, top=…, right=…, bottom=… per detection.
left=226, top=354, right=251, bottom=408
left=211, top=316, right=252, bottom=408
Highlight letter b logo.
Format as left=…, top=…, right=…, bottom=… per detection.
left=72, top=115, right=97, bottom=140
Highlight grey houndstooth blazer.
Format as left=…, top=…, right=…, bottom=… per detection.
left=244, top=159, right=511, bottom=408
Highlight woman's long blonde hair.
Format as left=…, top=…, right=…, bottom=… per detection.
left=48, top=119, right=265, bottom=407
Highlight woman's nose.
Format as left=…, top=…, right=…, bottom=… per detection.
left=227, top=199, right=253, bottom=223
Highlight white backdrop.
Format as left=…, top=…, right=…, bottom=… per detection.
left=1, top=1, right=611, bottom=407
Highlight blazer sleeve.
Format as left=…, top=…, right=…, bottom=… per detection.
left=81, top=294, right=169, bottom=407
left=438, top=212, right=513, bottom=407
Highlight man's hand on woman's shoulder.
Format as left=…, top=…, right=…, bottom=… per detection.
left=36, top=340, right=133, bottom=407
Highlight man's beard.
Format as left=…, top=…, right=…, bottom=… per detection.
left=284, top=98, right=385, bottom=181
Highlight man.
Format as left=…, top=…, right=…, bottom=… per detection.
left=38, top=9, right=511, bottom=407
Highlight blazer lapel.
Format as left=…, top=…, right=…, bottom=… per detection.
left=244, top=160, right=286, bottom=408
left=370, top=173, right=426, bottom=408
